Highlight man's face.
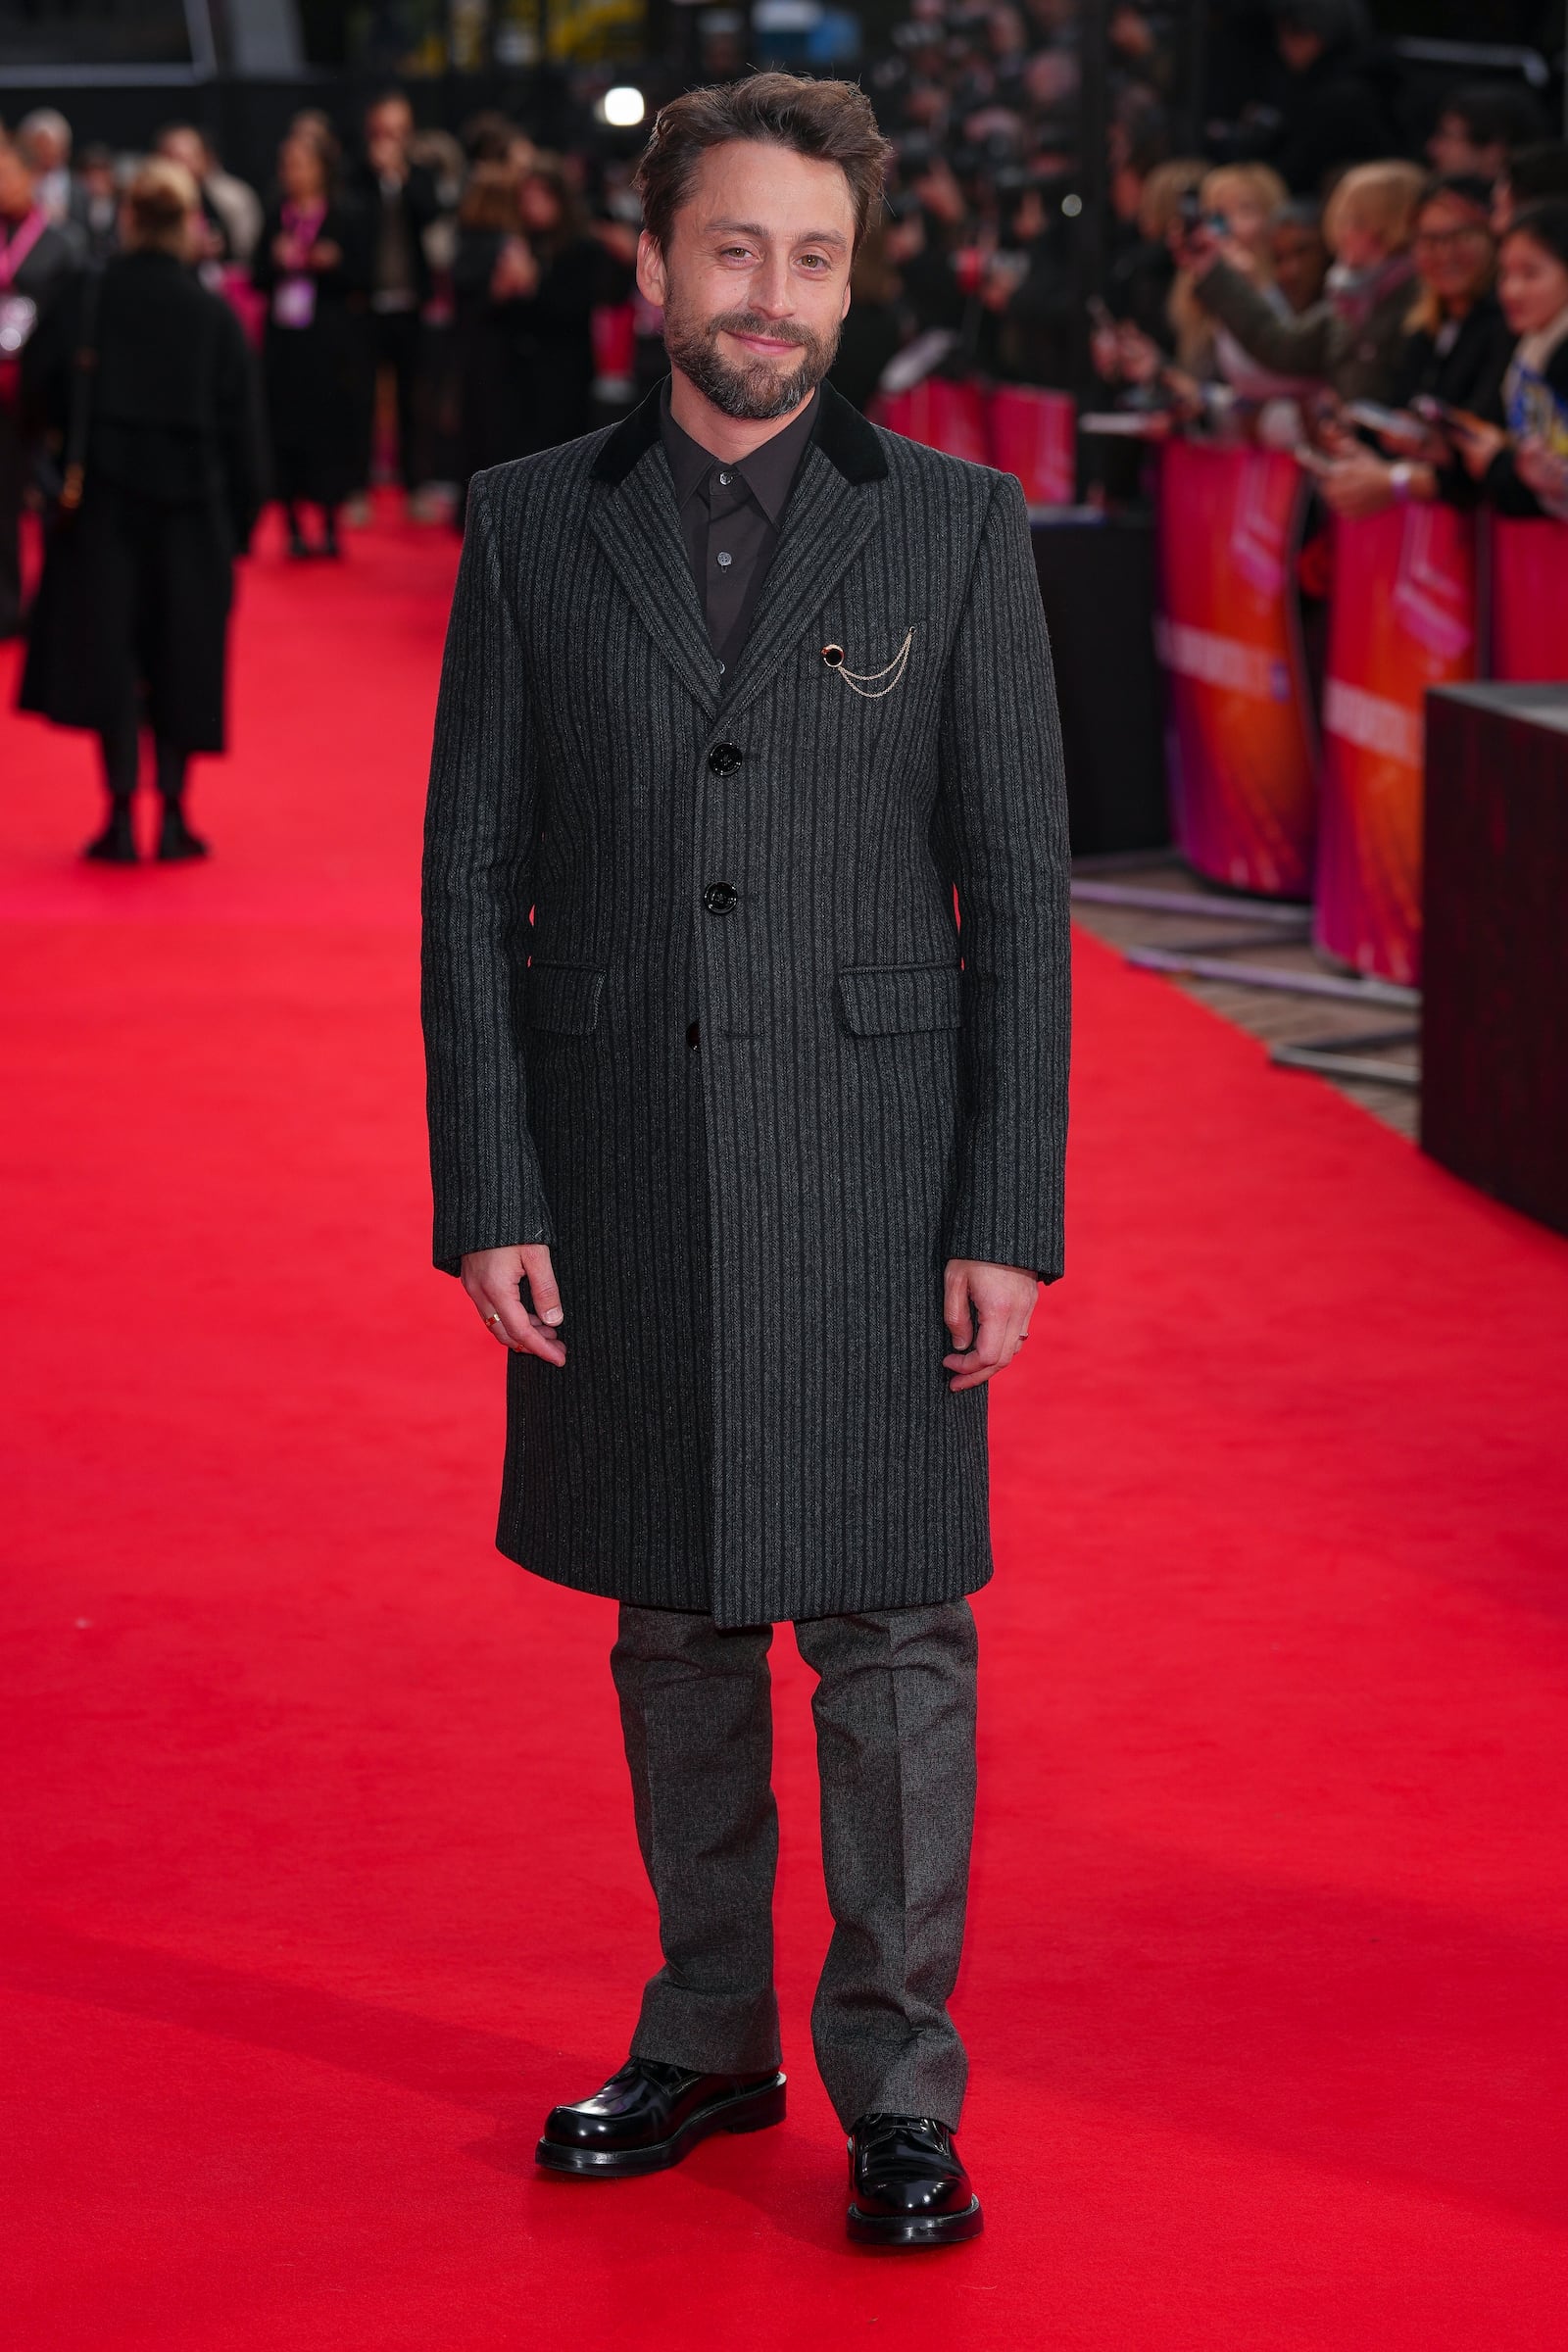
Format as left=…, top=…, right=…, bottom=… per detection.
left=1427, top=112, right=1501, bottom=179
left=637, top=139, right=856, bottom=422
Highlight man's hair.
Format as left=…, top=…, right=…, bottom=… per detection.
left=1442, top=82, right=1546, bottom=153
left=634, top=72, right=893, bottom=257
left=1507, top=142, right=1568, bottom=206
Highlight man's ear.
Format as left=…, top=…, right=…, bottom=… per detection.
left=635, top=226, right=667, bottom=310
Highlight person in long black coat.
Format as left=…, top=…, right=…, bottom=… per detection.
left=0, top=131, right=79, bottom=638
left=19, top=160, right=265, bottom=861
left=451, top=160, right=529, bottom=511
left=251, top=128, right=370, bottom=558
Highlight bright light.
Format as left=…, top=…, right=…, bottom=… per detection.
left=602, top=85, right=646, bottom=128
left=1061, top=192, right=1083, bottom=218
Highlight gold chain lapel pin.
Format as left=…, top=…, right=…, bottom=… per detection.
left=820, top=628, right=915, bottom=699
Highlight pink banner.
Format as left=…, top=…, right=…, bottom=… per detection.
left=879, top=376, right=990, bottom=465
left=988, top=385, right=1076, bottom=507
left=1154, top=439, right=1316, bottom=897
left=1316, top=505, right=1477, bottom=985
left=1490, top=515, right=1568, bottom=681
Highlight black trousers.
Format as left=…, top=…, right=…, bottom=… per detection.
left=612, top=1596, right=979, bottom=2130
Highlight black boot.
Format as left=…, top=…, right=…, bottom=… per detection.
left=535, top=2057, right=786, bottom=2178
left=284, top=501, right=312, bottom=560
left=155, top=744, right=209, bottom=861
left=846, top=2114, right=983, bottom=2247
left=319, top=504, right=342, bottom=559
left=83, top=800, right=138, bottom=862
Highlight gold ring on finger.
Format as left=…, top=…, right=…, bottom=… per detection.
left=485, top=1312, right=502, bottom=1328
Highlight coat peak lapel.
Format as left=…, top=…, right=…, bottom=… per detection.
left=714, top=441, right=883, bottom=725
left=586, top=442, right=721, bottom=717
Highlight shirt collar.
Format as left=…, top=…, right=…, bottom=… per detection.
left=659, top=374, right=820, bottom=524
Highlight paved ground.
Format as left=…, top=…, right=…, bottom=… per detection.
left=1069, top=854, right=1420, bottom=1144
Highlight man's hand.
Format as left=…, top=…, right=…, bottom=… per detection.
left=942, top=1259, right=1039, bottom=1393
left=461, top=1245, right=566, bottom=1366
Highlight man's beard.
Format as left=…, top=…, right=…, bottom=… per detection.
left=662, top=287, right=841, bottom=420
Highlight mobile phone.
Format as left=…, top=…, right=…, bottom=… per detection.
left=1411, top=394, right=1489, bottom=438
left=1345, top=400, right=1429, bottom=448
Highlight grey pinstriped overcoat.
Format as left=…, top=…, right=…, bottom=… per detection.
left=421, top=379, right=1070, bottom=1627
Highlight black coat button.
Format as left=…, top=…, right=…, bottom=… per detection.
left=708, top=742, right=744, bottom=776
left=703, top=882, right=738, bottom=915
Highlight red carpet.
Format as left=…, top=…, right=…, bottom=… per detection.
left=2, top=508, right=1565, bottom=2350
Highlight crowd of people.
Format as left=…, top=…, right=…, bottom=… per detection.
left=3, top=6, right=1568, bottom=860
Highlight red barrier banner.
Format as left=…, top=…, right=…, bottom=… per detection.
left=1316, top=505, right=1476, bottom=985
left=1153, top=438, right=1316, bottom=896
left=1490, top=515, right=1568, bottom=681
left=988, top=385, right=1076, bottom=507
left=879, top=376, right=990, bottom=465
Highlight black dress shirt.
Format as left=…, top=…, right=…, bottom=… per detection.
left=659, top=378, right=819, bottom=672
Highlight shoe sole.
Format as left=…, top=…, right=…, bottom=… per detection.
left=534, top=2075, right=786, bottom=2179
left=847, top=2196, right=984, bottom=2247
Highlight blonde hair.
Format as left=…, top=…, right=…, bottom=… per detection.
left=1168, top=164, right=1291, bottom=368
left=1137, top=157, right=1205, bottom=242
left=1323, top=160, right=1425, bottom=259
left=1201, top=162, right=1290, bottom=232
left=123, top=157, right=198, bottom=253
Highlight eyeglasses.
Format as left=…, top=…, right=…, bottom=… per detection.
left=1413, top=224, right=1490, bottom=252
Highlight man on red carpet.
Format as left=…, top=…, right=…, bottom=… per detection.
left=420, top=73, right=1069, bottom=2246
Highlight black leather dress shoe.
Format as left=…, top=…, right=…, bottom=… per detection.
left=535, top=2057, right=786, bottom=2178
left=846, top=2113, right=983, bottom=2246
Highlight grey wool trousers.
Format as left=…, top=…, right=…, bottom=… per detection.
left=611, top=1596, right=978, bottom=2131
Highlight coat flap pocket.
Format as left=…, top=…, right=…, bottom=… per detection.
left=837, top=964, right=961, bottom=1036
left=524, top=962, right=606, bottom=1035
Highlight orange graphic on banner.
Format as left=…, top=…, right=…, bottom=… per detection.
left=1316, top=505, right=1476, bottom=985
left=1155, top=439, right=1316, bottom=897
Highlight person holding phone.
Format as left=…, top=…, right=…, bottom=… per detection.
left=1450, top=199, right=1568, bottom=520
left=1312, top=173, right=1508, bottom=520
left=1178, top=160, right=1425, bottom=406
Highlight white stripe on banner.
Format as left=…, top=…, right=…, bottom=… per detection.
left=1322, top=677, right=1422, bottom=769
left=1153, top=616, right=1289, bottom=702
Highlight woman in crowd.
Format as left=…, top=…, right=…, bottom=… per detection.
left=1183, top=159, right=1426, bottom=404
left=1166, top=162, right=1292, bottom=385
left=1315, top=173, right=1509, bottom=520
left=451, top=159, right=529, bottom=507
left=19, top=161, right=265, bottom=861
left=1096, top=162, right=1311, bottom=407
left=504, top=159, right=614, bottom=457
left=252, top=126, right=369, bottom=559
left=1453, top=200, right=1568, bottom=521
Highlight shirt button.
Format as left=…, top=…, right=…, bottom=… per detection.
left=703, top=881, right=739, bottom=915
left=708, top=742, right=743, bottom=776
left=717, top=470, right=732, bottom=485
left=716, top=551, right=733, bottom=568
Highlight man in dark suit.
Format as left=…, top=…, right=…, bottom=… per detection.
left=421, top=73, right=1070, bottom=2247
left=347, top=89, right=439, bottom=513
left=0, top=133, right=78, bottom=638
